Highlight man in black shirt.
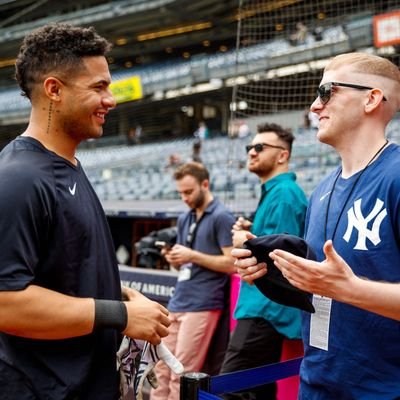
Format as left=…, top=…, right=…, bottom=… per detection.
left=0, top=23, right=170, bottom=400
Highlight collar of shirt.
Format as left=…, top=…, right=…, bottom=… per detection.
left=261, top=172, right=297, bottom=196
left=190, top=198, right=217, bottom=218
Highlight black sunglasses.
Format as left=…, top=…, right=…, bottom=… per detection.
left=246, top=143, right=286, bottom=153
left=317, top=81, right=387, bottom=105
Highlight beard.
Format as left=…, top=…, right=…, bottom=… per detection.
left=248, top=161, right=272, bottom=177
left=193, top=189, right=206, bottom=209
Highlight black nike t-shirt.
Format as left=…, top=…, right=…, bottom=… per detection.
left=0, top=136, right=122, bottom=399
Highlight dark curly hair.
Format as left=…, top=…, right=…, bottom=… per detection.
left=256, top=122, right=294, bottom=153
left=15, top=23, right=112, bottom=100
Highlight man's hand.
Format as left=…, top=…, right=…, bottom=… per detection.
left=231, top=247, right=267, bottom=285
left=123, top=291, right=170, bottom=345
left=121, top=286, right=142, bottom=301
left=232, top=217, right=252, bottom=232
left=231, top=217, right=255, bottom=248
left=232, top=230, right=256, bottom=248
left=269, top=240, right=356, bottom=299
left=165, top=244, right=193, bottom=267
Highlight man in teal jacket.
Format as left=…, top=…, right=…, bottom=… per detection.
left=220, top=122, right=307, bottom=400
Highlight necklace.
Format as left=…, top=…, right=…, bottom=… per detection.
left=324, top=139, right=389, bottom=242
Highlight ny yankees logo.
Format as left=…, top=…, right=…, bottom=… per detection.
left=343, top=198, right=387, bottom=250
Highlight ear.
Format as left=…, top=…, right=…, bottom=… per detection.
left=277, top=149, right=290, bottom=164
left=365, top=89, right=385, bottom=114
left=201, top=179, right=209, bottom=190
left=43, top=77, right=63, bottom=102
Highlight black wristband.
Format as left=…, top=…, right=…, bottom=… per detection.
left=93, top=299, right=128, bottom=332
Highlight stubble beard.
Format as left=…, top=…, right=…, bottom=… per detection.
left=248, top=162, right=272, bottom=178
left=194, top=190, right=206, bottom=210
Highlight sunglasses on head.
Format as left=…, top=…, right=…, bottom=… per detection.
left=317, top=82, right=387, bottom=105
left=245, top=143, right=286, bottom=153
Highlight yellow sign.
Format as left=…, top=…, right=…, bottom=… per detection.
left=110, top=76, right=143, bottom=103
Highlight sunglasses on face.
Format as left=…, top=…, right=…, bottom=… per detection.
left=245, top=143, right=286, bottom=153
left=316, top=82, right=387, bottom=105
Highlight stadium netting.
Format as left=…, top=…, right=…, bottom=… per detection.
left=224, top=0, right=400, bottom=211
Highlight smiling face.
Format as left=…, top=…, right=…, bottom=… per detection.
left=57, top=56, right=116, bottom=142
left=310, top=53, right=400, bottom=148
left=310, top=66, right=383, bottom=148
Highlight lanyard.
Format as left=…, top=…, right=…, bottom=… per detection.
left=324, top=140, right=388, bottom=242
left=185, top=211, right=204, bottom=248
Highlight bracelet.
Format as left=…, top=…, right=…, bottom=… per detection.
left=93, top=299, right=128, bottom=332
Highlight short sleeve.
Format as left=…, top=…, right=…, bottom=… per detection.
left=0, top=162, right=54, bottom=291
left=214, top=209, right=236, bottom=248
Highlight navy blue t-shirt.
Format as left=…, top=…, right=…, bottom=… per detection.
left=301, top=144, right=400, bottom=399
left=168, top=199, right=235, bottom=312
left=0, top=137, right=122, bottom=399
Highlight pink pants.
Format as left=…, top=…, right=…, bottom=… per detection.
left=150, top=310, right=221, bottom=400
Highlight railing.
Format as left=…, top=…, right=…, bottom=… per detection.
left=180, top=357, right=303, bottom=400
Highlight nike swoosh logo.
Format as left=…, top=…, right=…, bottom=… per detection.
left=69, top=182, right=77, bottom=196
left=319, top=191, right=331, bottom=201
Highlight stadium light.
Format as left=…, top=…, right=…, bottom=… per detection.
left=116, top=37, right=128, bottom=46
left=137, top=22, right=212, bottom=41
left=0, top=58, right=15, bottom=68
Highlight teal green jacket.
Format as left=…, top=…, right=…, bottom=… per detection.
left=234, top=172, right=307, bottom=339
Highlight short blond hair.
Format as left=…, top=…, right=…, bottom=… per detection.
left=325, top=52, right=400, bottom=84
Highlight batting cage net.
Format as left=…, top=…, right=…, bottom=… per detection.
left=225, top=0, right=400, bottom=210
left=1, top=1, right=399, bottom=210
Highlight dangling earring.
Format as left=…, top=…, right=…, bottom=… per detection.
left=46, top=101, right=53, bottom=134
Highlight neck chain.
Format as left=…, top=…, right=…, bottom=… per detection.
left=324, top=139, right=389, bottom=242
